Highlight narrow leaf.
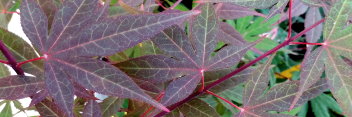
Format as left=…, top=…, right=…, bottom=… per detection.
left=52, top=11, right=200, bottom=57
left=29, top=89, right=49, bottom=107
left=290, top=47, right=325, bottom=110
left=20, top=0, right=48, bottom=51
left=160, top=74, right=201, bottom=106
left=46, top=0, right=98, bottom=51
left=216, top=3, right=263, bottom=19
left=178, top=99, right=220, bottom=117
left=0, top=75, right=43, bottom=100
left=55, top=57, right=169, bottom=111
left=243, top=54, right=275, bottom=106
left=45, top=62, right=74, bottom=117
left=305, top=7, right=323, bottom=43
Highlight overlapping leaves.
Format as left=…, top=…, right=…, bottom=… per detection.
left=237, top=55, right=328, bottom=116
left=19, top=0, right=198, bottom=116
left=117, top=3, right=258, bottom=108
left=290, top=0, right=352, bottom=116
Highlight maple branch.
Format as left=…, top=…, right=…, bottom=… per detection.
left=0, top=40, right=24, bottom=75
left=16, top=56, right=45, bottom=67
left=154, top=18, right=326, bottom=117
left=206, top=90, right=243, bottom=111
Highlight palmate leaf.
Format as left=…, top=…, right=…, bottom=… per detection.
left=20, top=0, right=198, bottom=116
left=117, top=3, right=257, bottom=108
left=293, top=0, right=352, bottom=116
left=178, top=99, right=220, bottom=117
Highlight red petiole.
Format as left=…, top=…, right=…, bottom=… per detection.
left=16, top=56, right=46, bottom=67
left=140, top=91, right=165, bottom=117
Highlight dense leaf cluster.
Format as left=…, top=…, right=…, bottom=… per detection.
left=0, top=0, right=351, bottom=117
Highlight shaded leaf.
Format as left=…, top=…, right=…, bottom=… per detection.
left=239, top=79, right=328, bottom=116
left=178, top=99, right=220, bottom=117
left=243, top=54, right=275, bottom=106
left=35, top=99, right=66, bottom=117
left=216, top=3, right=264, bottom=19
left=290, top=47, right=325, bottom=110
left=45, top=62, right=74, bottom=117
left=0, top=75, right=43, bottom=100
left=29, top=89, right=49, bottom=107
left=160, top=74, right=201, bottom=106
left=83, top=100, right=102, bottom=117
left=100, top=97, right=123, bottom=117
left=0, top=27, right=43, bottom=76
left=0, top=101, right=12, bottom=117
left=305, top=7, right=323, bottom=43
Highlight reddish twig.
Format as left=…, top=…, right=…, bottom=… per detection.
left=156, top=0, right=168, bottom=10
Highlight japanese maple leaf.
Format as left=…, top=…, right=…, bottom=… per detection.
left=20, top=0, right=198, bottom=116
left=237, top=54, right=328, bottom=117
left=117, top=3, right=258, bottom=107
left=290, top=0, right=352, bottom=116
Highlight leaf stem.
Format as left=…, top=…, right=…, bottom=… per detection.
left=1, top=9, right=20, bottom=14
left=0, top=40, right=24, bottom=75
left=154, top=18, right=326, bottom=117
left=206, top=90, right=243, bottom=111
left=290, top=42, right=325, bottom=45
left=0, top=60, right=9, bottom=64
left=16, top=56, right=45, bottom=67
left=156, top=0, right=168, bottom=10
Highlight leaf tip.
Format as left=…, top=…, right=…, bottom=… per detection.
left=162, top=107, right=170, bottom=112
left=192, top=10, right=202, bottom=15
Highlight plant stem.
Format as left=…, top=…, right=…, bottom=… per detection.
left=154, top=18, right=326, bottom=117
left=170, top=0, right=182, bottom=9
left=0, top=40, right=24, bottom=75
